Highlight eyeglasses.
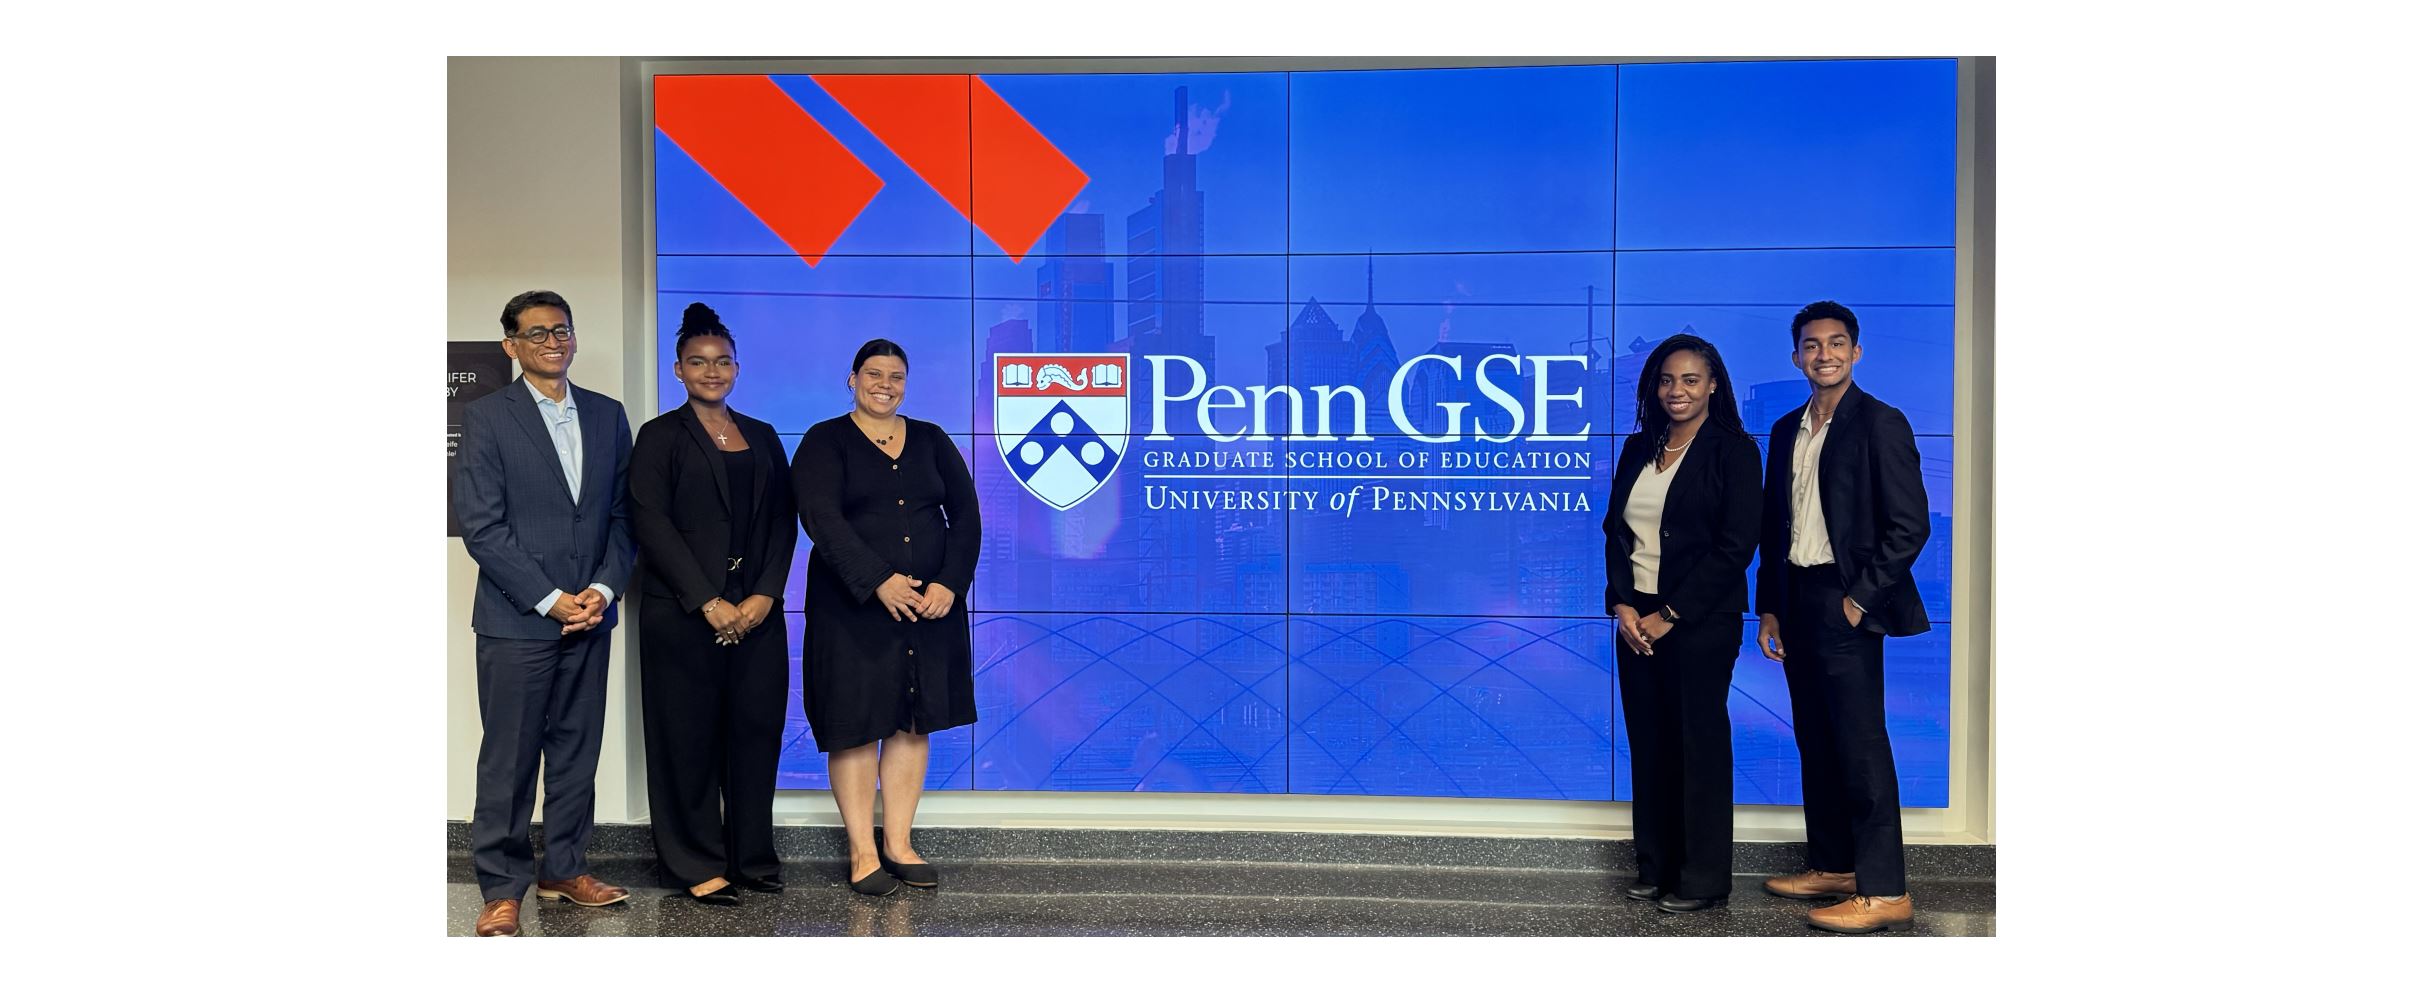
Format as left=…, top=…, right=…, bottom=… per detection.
left=513, top=327, right=575, bottom=344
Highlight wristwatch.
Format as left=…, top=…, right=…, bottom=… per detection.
left=1661, top=605, right=1681, bottom=622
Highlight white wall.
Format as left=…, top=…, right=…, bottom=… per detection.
left=445, top=55, right=1995, bottom=844
left=446, top=56, right=649, bottom=822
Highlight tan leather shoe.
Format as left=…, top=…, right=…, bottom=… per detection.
left=475, top=898, right=520, bottom=936
left=1807, top=893, right=1914, bottom=934
left=1763, top=869, right=1858, bottom=900
left=535, top=874, right=630, bottom=907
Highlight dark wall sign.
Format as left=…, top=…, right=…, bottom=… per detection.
left=448, top=341, right=514, bottom=538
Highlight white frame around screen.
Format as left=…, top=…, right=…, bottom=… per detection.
left=617, top=55, right=1994, bottom=844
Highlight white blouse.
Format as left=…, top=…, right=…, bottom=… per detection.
left=1625, top=443, right=1687, bottom=594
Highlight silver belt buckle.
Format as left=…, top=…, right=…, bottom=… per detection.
left=727, top=557, right=744, bottom=571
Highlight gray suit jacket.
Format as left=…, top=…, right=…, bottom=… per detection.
left=452, top=379, right=636, bottom=640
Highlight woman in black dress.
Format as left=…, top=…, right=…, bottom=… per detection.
left=1602, top=333, right=1762, bottom=914
left=629, top=303, right=798, bottom=905
left=791, top=338, right=980, bottom=896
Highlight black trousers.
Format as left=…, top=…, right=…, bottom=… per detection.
left=639, top=594, right=789, bottom=889
left=471, top=630, right=611, bottom=902
left=1780, top=563, right=1908, bottom=896
left=1617, top=604, right=1740, bottom=899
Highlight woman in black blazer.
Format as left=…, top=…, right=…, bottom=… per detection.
left=1602, top=333, right=1762, bottom=913
left=628, top=303, right=799, bottom=905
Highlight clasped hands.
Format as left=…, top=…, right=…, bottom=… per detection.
left=550, top=588, right=609, bottom=636
left=876, top=573, right=954, bottom=623
left=701, top=594, right=776, bottom=646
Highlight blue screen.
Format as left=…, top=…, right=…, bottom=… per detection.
left=656, top=60, right=1958, bottom=805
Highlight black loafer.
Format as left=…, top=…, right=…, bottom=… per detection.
left=1624, top=879, right=1665, bottom=902
left=1656, top=893, right=1727, bottom=913
left=731, top=875, right=785, bottom=894
left=880, top=851, right=939, bottom=889
left=849, top=864, right=902, bottom=897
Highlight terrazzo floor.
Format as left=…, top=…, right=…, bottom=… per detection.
left=446, top=847, right=1993, bottom=936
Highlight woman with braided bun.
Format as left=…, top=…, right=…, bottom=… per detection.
left=629, top=302, right=798, bottom=906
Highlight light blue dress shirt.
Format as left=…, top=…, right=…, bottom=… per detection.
left=522, top=376, right=616, bottom=619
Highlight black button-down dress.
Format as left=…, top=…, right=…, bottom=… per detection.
left=790, top=414, right=981, bottom=752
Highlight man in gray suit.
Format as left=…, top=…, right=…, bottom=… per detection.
left=452, top=290, right=636, bottom=936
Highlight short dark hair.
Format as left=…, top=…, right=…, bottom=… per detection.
left=851, top=338, right=909, bottom=375
left=1790, top=300, right=1859, bottom=346
left=675, top=301, right=734, bottom=353
left=500, top=290, right=572, bottom=336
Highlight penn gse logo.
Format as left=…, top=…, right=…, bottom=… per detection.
left=994, top=354, right=1129, bottom=510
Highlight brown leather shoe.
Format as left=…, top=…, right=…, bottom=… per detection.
left=1763, top=869, right=1858, bottom=900
left=474, top=898, right=520, bottom=936
left=1807, top=893, right=1914, bottom=934
left=535, top=874, right=630, bottom=907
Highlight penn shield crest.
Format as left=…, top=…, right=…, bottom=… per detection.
left=994, top=353, right=1128, bottom=510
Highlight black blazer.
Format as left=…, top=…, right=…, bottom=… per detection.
left=1602, top=426, right=1763, bottom=620
left=1754, top=384, right=1932, bottom=638
left=628, top=403, right=798, bottom=612
left=453, top=379, right=635, bottom=640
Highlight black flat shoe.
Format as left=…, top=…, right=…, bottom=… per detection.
left=731, top=876, right=785, bottom=894
left=880, top=851, right=939, bottom=889
left=1656, top=893, right=1727, bottom=913
left=683, top=883, right=740, bottom=906
left=1624, top=880, right=1665, bottom=902
left=849, top=864, right=902, bottom=897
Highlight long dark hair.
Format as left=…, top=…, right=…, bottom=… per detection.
left=1633, top=333, right=1744, bottom=453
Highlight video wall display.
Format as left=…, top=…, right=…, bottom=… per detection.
left=654, top=59, right=1958, bottom=804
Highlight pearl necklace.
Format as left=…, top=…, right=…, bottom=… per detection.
left=1657, top=434, right=1692, bottom=473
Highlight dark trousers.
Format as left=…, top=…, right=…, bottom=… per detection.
left=639, top=594, right=789, bottom=888
left=471, top=630, right=611, bottom=901
left=1617, top=604, right=1740, bottom=899
left=1780, top=563, right=1908, bottom=896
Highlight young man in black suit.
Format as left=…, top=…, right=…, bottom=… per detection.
left=451, top=290, right=637, bottom=936
left=1753, top=300, right=1933, bottom=934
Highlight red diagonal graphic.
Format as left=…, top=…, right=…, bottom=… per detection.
left=818, top=75, right=1087, bottom=263
left=969, top=77, right=1089, bottom=263
left=813, top=74, right=970, bottom=217
left=655, top=75, right=881, bottom=268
